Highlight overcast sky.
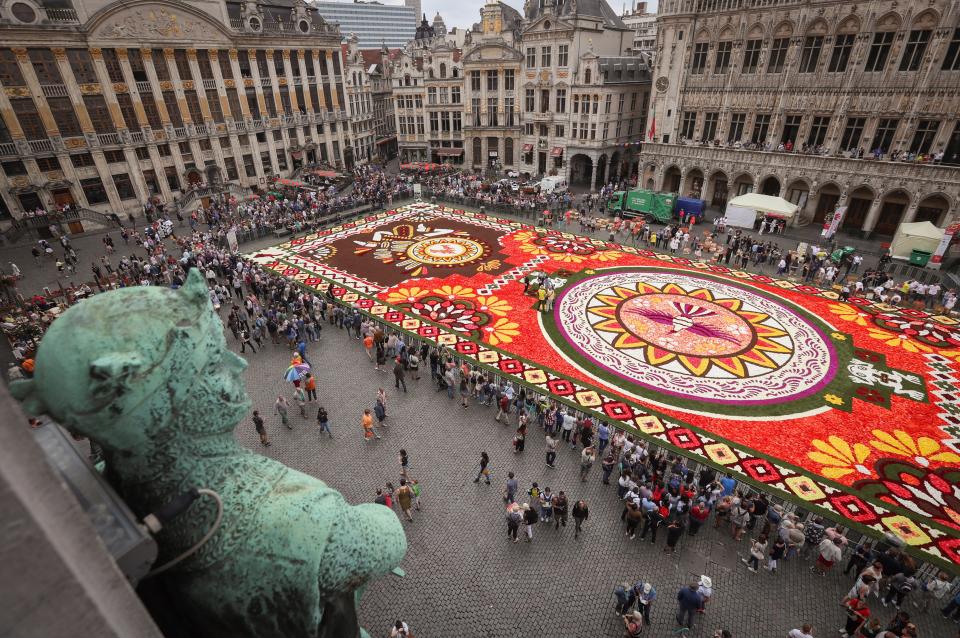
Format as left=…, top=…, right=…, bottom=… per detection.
left=419, top=0, right=657, bottom=31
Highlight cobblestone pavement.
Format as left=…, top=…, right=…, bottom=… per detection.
left=226, top=316, right=955, bottom=638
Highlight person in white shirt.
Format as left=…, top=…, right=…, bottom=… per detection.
left=788, top=624, right=815, bottom=638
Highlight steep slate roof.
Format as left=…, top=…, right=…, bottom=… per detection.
left=525, top=0, right=628, bottom=30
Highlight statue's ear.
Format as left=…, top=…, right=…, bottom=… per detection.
left=89, top=353, right=144, bottom=405
left=182, top=268, right=209, bottom=307
left=10, top=379, right=47, bottom=415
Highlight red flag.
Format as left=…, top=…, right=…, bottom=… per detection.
left=647, top=116, right=656, bottom=140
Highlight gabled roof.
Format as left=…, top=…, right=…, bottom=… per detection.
left=525, top=0, right=628, bottom=31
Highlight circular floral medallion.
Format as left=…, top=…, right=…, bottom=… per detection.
left=547, top=268, right=839, bottom=417
left=407, top=237, right=485, bottom=266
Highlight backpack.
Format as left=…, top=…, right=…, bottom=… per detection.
left=614, top=585, right=632, bottom=607
left=529, top=486, right=540, bottom=499
left=528, top=508, right=539, bottom=524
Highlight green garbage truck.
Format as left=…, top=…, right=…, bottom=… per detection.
left=607, top=189, right=676, bottom=223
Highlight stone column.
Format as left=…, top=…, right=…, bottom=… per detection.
left=87, top=48, right=127, bottom=133
left=861, top=197, right=884, bottom=236
left=226, top=50, right=252, bottom=120
left=115, top=50, right=148, bottom=130
left=185, top=49, right=213, bottom=125
left=139, top=49, right=171, bottom=124
left=263, top=49, right=284, bottom=119
left=51, top=48, right=96, bottom=137
left=207, top=50, right=233, bottom=127
left=901, top=200, right=920, bottom=225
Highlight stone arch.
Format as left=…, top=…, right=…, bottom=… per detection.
left=784, top=178, right=811, bottom=211
left=915, top=193, right=951, bottom=225
left=662, top=164, right=681, bottom=193
left=683, top=167, right=705, bottom=198
left=805, top=18, right=829, bottom=36
left=772, top=20, right=794, bottom=38
left=85, top=0, right=235, bottom=42
left=872, top=11, right=902, bottom=32
left=694, top=27, right=712, bottom=42
left=439, top=62, right=447, bottom=78
left=718, top=25, right=735, bottom=40
left=569, top=153, right=593, bottom=187
left=911, top=9, right=940, bottom=29
left=747, top=23, right=765, bottom=38
left=759, top=174, right=781, bottom=196
left=706, top=169, right=729, bottom=207
left=731, top=172, right=754, bottom=196
left=641, top=162, right=657, bottom=190
left=836, top=15, right=860, bottom=34
left=609, top=151, right=622, bottom=181
left=812, top=182, right=842, bottom=224
left=843, top=185, right=877, bottom=231
left=875, top=189, right=912, bottom=236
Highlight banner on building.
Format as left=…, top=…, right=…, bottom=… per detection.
left=821, top=206, right=847, bottom=239
left=930, top=222, right=960, bottom=266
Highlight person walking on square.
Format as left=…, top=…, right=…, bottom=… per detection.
left=361, top=408, right=380, bottom=441
left=664, top=518, right=685, bottom=554
left=252, top=410, right=270, bottom=447
left=579, top=445, right=596, bottom=481
left=545, top=433, right=558, bottom=468
left=572, top=499, right=589, bottom=538
left=522, top=502, right=538, bottom=542
left=675, top=583, right=702, bottom=630
left=398, top=449, right=410, bottom=479
left=553, top=490, right=568, bottom=530
left=395, top=479, right=414, bottom=522
left=303, top=373, right=317, bottom=402
left=393, top=357, right=407, bottom=393
left=316, top=406, right=332, bottom=438
left=503, top=471, right=518, bottom=503
left=474, top=452, right=491, bottom=484
left=293, top=386, right=307, bottom=419
left=274, top=395, right=291, bottom=429
left=506, top=503, right=522, bottom=543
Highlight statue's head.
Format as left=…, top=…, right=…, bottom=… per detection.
left=12, top=269, right=250, bottom=452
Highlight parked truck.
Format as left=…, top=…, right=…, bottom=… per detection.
left=607, top=189, right=676, bottom=223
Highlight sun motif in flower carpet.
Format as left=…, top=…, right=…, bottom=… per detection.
left=546, top=268, right=841, bottom=417
left=588, top=283, right=789, bottom=378
left=352, top=221, right=492, bottom=276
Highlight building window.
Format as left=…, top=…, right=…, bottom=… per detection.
left=102, top=49, right=125, bottom=83
left=243, top=154, right=256, bottom=177
left=864, top=31, right=894, bottom=72
left=162, top=91, right=183, bottom=127
left=767, top=38, right=789, bottom=73
left=798, top=37, right=823, bottom=73
left=690, top=43, right=708, bottom=74
left=0, top=50, right=25, bottom=86
left=46, top=97, right=83, bottom=137
left=11, top=98, right=46, bottom=140
left=909, top=120, right=939, bottom=154
left=504, top=138, right=513, bottom=165
left=605, top=94, right=611, bottom=113
left=472, top=137, right=481, bottom=161
left=701, top=112, right=718, bottom=142
left=524, top=123, right=534, bottom=135
left=840, top=117, right=865, bottom=151
left=525, top=88, right=534, bottom=112
left=742, top=39, right=762, bottom=73
left=504, top=97, right=515, bottom=126
left=526, top=47, right=536, bottom=67
left=103, top=150, right=125, bottom=164
left=451, top=86, right=461, bottom=103
left=116, top=93, right=141, bottom=131
left=486, top=70, right=498, bottom=92
left=822, top=34, right=853, bottom=73
left=873, top=118, right=898, bottom=153
left=185, top=90, right=204, bottom=123
left=727, top=112, right=746, bottom=142
left=452, top=112, right=461, bottom=132
left=470, top=70, right=480, bottom=91
left=441, top=111, right=451, bottom=132
left=276, top=150, right=287, bottom=171
left=429, top=111, right=439, bottom=133
left=113, top=173, right=136, bottom=200
left=899, top=30, right=931, bottom=72
left=555, top=124, right=564, bottom=137
left=81, top=177, right=109, bottom=204
left=541, top=46, right=551, bottom=67
left=427, top=88, right=437, bottom=105
left=504, top=69, right=514, bottom=91
left=680, top=111, right=696, bottom=139
left=540, top=89, right=549, bottom=113
left=943, top=28, right=960, bottom=71
left=135, top=147, right=150, bottom=161
left=69, top=152, right=95, bottom=168
left=65, top=49, right=96, bottom=84
left=488, top=97, right=498, bottom=126
left=29, top=49, right=63, bottom=84
left=714, top=41, right=732, bottom=73
left=555, top=89, right=566, bottom=113
left=781, top=114, right=802, bottom=144
left=2, top=160, right=27, bottom=176
left=752, top=114, right=771, bottom=144
left=558, top=44, right=569, bottom=67
left=807, top=116, right=829, bottom=146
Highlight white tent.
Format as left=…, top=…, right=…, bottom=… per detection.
left=724, top=194, right=800, bottom=228
left=889, top=221, right=944, bottom=260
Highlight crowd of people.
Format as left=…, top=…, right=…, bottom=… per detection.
left=674, top=136, right=952, bottom=165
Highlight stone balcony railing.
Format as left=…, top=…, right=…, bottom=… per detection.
left=640, top=142, right=960, bottom=189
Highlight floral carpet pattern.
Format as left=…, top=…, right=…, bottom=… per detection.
left=247, top=203, right=960, bottom=570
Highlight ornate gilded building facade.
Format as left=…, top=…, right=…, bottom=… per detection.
left=343, top=37, right=396, bottom=163
left=0, top=0, right=348, bottom=221
left=644, top=0, right=960, bottom=236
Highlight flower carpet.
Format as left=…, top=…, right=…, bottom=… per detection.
left=247, top=202, right=960, bottom=571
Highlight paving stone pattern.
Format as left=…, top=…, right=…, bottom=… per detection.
left=227, top=311, right=955, bottom=638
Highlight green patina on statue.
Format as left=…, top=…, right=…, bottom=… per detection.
left=12, top=269, right=406, bottom=637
